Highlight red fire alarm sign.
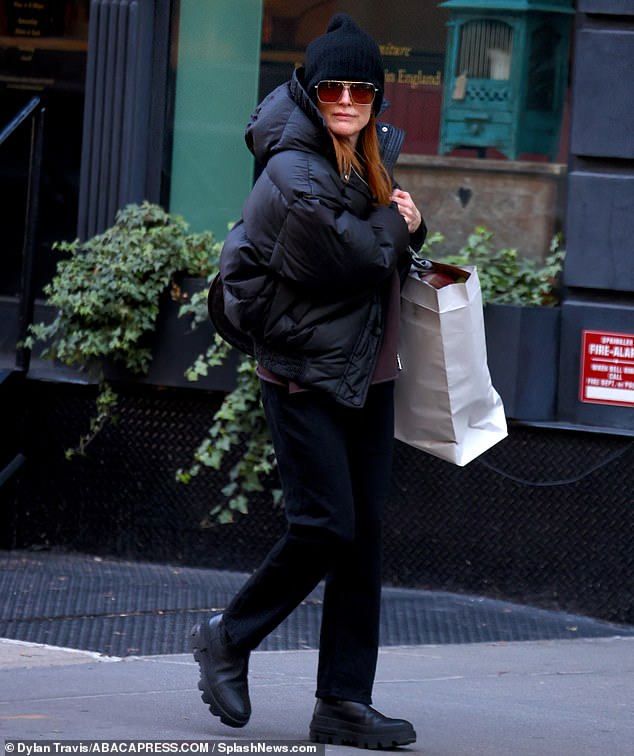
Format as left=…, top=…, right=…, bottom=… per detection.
left=580, top=329, right=634, bottom=408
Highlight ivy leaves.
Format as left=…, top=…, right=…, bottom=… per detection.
left=177, top=336, right=282, bottom=524
left=422, top=226, right=565, bottom=307
left=26, top=201, right=220, bottom=374
left=25, top=201, right=279, bottom=525
left=25, top=202, right=222, bottom=459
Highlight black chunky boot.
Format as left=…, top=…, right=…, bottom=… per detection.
left=191, top=615, right=251, bottom=728
left=309, top=699, right=416, bottom=749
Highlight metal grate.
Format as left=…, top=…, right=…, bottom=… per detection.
left=458, top=20, right=513, bottom=80
left=1, top=551, right=631, bottom=657
left=5, top=381, right=634, bottom=627
left=465, top=84, right=511, bottom=102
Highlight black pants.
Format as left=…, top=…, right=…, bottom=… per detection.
left=222, top=380, right=395, bottom=704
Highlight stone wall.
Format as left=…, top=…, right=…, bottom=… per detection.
left=394, top=154, right=567, bottom=262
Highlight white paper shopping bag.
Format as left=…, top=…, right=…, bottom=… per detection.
left=394, top=261, right=507, bottom=465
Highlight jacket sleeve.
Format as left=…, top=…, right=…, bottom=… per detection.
left=272, top=194, right=409, bottom=293
left=409, top=217, right=427, bottom=253
left=260, top=182, right=411, bottom=301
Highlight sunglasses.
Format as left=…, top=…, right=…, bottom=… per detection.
left=315, top=80, right=377, bottom=106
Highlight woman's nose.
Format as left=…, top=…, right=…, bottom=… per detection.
left=339, top=86, right=352, bottom=104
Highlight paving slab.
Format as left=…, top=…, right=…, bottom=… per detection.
left=1, top=637, right=633, bottom=756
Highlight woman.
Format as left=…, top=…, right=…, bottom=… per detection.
left=192, top=14, right=425, bottom=749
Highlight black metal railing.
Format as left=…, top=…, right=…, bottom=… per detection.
left=0, top=96, right=45, bottom=372
left=0, top=97, right=45, bottom=500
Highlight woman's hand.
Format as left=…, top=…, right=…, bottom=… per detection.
left=390, top=189, right=423, bottom=234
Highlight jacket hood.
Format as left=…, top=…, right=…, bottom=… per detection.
left=245, top=67, right=405, bottom=174
left=245, top=68, right=330, bottom=167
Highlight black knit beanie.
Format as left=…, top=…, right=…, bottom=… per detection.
left=304, top=14, right=384, bottom=113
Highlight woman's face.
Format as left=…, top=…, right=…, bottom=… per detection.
left=317, top=81, right=373, bottom=148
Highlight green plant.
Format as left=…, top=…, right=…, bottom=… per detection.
left=25, top=201, right=221, bottom=456
left=26, top=201, right=279, bottom=524
left=171, top=234, right=282, bottom=523
left=177, top=336, right=281, bottom=524
left=176, top=270, right=282, bottom=523
left=421, top=226, right=565, bottom=307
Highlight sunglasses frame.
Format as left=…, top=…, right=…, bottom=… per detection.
left=315, top=80, right=378, bottom=106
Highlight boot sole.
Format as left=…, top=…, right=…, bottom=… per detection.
left=191, top=623, right=249, bottom=728
left=310, top=719, right=416, bottom=750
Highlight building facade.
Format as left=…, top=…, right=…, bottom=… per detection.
left=1, top=0, right=633, bottom=430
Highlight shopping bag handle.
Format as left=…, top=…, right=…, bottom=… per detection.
left=411, top=257, right=434, bottom=272
left=408, top=253, right=472, bottom=284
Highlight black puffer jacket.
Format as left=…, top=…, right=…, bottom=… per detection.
left=219, top=68, right=421, bottom=408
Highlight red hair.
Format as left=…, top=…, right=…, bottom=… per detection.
left=329, top=112, right=392, bottom=205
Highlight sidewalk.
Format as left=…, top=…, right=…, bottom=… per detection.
left=1, top=636, right=633, bottom=755
left=1, top=550, right=633, bottom=754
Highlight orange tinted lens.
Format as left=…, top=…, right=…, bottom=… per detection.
left=349, top=83, right=376, bottom=104
left=317, top=81, right=344, bottom=102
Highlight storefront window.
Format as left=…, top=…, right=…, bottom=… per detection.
left=259, top=1, right=571, bottom=161
left=0, top=0, right=90, bottom=295
left=259, top=0, right=573, bottom=260
left=260, top=1, right=449, bottom=156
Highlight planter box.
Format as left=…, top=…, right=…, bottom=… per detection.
left=484, top=304, right=561, bottom=421
left=2, top=278, right=238, bottom=392
left=105, top=277, right=238, bottom=392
